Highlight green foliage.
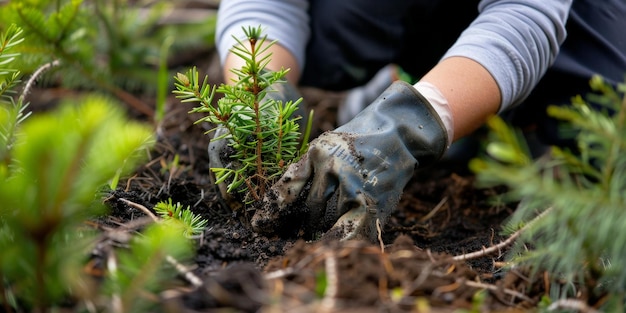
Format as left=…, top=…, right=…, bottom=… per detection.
left=154, top=198, right=209, bottom=237
left=0, top=9, right=206, bottom=312
left=0, top=0, right=216, bottom=114
left=0, top=96, right=154, bottom=310
left=173, top=26, right=307, bottom=201
left=470, top=75, right=626, bottom=309
left=314, top=268, right=328, bottom=298
left=0, top=23, right=26, bottom=174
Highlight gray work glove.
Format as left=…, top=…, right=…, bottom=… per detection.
left=251, top=81, right=449, bottom=242
left=208, top=80, right=307, bottom=212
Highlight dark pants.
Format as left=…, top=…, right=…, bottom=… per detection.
left=300, top=0, right=480, bottom=91
left=300, top=0, right=626, bottom=148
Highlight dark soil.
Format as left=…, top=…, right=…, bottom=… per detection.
left=24, top=41, right=545, bottom=313
left=92, top=49, right=547, bottom=312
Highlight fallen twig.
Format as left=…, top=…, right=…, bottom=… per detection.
left=419, top=196, right=448, bottom=223
left=20, top=59, right=60, bottom=103
left=547, top=298, right=600, bottom=313
left=265, top=245, right=331, bottom=280
left=376, top=218, right=384, bottom=253
left=116, top=198, right=204, bottom=288
left=166, top=255, right=203, bottom=288
left=107, top=251, right=123, bottom=313
left=119, top=198, right=159, bottom=222
left=464, top=280, right=533, bottom=303
left=452, top=207, right=552, bottom=261
left=320, top=253, right=338, bottom=310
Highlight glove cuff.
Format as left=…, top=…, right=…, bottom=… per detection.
left=413, top=81, right=454, bottom=148
left=336, top=80, right=449, bottom=167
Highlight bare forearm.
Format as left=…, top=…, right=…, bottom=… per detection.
left=222, top=43, right=301, bottom=85
left=419, top=56, right=501, bottom=142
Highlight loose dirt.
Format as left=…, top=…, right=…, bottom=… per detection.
left=99, top=77, right=546, bottom=312
left=22, top=43, right=547, bottom=312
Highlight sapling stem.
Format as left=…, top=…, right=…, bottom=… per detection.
left=248, top=35, right=266, bottom=196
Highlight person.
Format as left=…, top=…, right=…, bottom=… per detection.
left=214, top=0, right=626, bottom=241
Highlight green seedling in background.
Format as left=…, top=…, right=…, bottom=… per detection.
left=0, top=11, right=210, bottom=313
left=0, top=95, right=154, bottom=311
left=0, top=24, right=26, bottom=173
left=470, top=75, right=626, bottom=311
left=154, top=198, right=208, bottom=237
left=0, top=0, right=216, bottom=121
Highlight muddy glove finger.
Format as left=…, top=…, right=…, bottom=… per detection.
left=303, top=133, right=372, bottom=234
left=254, top=81, right=451, bottom=242
left=250, top=152, right=315, bottom=235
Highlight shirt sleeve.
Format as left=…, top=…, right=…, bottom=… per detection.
left=215, top=0, right=310, bottom=70
left=442, top=0, right=572, bottom=111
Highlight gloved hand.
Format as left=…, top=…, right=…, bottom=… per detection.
left=251, top=81, right=451, bottom=242
left=208, top=80, right=307, bottom=212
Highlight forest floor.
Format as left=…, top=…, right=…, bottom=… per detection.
left=20, top=10, right=551, bottom=309
left=90, top=50, right=548, bottom=312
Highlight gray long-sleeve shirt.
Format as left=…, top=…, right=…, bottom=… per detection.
left=216, top=0, right=571, bottom=112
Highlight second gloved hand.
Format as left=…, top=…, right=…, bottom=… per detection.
left=251, top=81, right=450, bottom=242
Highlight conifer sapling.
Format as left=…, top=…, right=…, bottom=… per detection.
left=173, top=25, right=310, bottom=203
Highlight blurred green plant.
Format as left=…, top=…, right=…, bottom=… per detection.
left=455, top=289, right=488, bottom=313
left=470, top=75, right=626, bottom=311
left=0, top=23, right=26, bottom=174
left=0, top=94, right=155, bottom=311
left=0, top=15, right=203, bottom=313
left=0, top=24, right=157, bottom=306
left=103, top=222, right=194, bottom=313
left=0, top=0, right=216, bottom=119
left=173, top=25, right=311, bottom=202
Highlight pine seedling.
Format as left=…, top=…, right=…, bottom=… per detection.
left=173, top=25, right=309, bottom=202
left=154, top=198, right=208, bottom=237
left=470, top=75, right=626, bottom=310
